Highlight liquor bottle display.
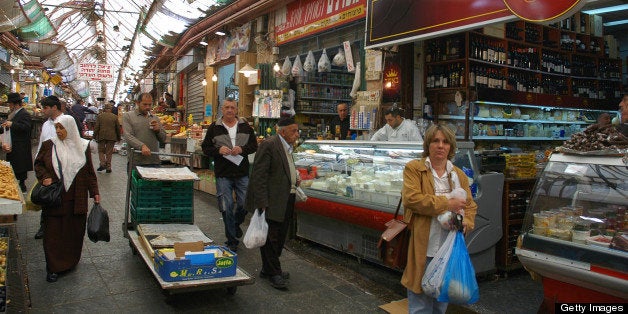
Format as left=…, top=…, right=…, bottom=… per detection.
left=425, top=18, right=622, bottom=142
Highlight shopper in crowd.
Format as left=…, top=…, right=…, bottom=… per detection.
left=618, top=93, right=628, bottom=137
left=1, top=92, right=33, bottom=192
left=33, top=95, right=65, bottom=240
left=164, top=92, right=176, bottom=109
left=401, top=124, right=477, bottom=313
left=87, top=102, right=99, bottom=114
left=596, top=113, right=611, bottom=126
left=122, top=92, right=166, bottom=167
left=71, top=99, right=90, bottom=124
left=329, top=102, right=352, bottom=140
left=370, top=107, right=422, bottom=142
left=94, top=103, right=121, bottom=173
left=245, top=117, right=300, bottom=290
left=34, top=115, right=100, bottom=283
left=110, top=100, right=119, bottom=116
left=201, top=98, right=258, bottom=252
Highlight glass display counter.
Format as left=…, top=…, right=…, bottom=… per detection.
left=293, top=140, right=504, bottom=272
left=516, top=152, right=628, bottom=303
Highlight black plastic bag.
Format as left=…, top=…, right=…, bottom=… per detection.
left=87, top=203, right=110, bottom=243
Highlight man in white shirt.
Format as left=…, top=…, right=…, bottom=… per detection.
left=370, top=107, right=422, bottom=142
left=34, top=95, right=65, bottom=239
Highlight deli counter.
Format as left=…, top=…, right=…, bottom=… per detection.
left=293, top=140, right=505, bottom=273
left=516, top=152, right=628, bottom=304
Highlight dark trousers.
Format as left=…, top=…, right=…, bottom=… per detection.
left=260, top=194, right=295, bottom=276
left=97, top=140, right=116, bottom=170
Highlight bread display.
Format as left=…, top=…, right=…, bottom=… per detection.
left=0, top=162, right=20, bottom=201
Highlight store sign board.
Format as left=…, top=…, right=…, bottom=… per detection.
left=365, top=0, right=514, bottom=49
left=76, top=63, right=115, bottom=82
left=503, top=0, right=585, bottom=22
left=275, top=0, right=366, bottom=45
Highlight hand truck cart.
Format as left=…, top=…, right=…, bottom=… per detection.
left=122, top=149, right=254, bottom=295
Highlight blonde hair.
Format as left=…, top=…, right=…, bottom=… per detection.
left=422, top=124, right=457, bottom=160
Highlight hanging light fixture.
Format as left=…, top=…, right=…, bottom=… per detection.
left=212, top=74, right=218, bottom=82
left=238, top=64, right=257, bottom=77
left=273, top=62, right=280, bottom=72
left=202, top=79, right=207, bottom=86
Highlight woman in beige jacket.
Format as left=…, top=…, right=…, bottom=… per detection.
left=401, top=124, right=477, bottom=313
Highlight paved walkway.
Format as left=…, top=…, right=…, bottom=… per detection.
left=13, top=149, right=544, bottom=313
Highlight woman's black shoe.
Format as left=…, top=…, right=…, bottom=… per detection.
left=46, top=272, right=58, bottom=282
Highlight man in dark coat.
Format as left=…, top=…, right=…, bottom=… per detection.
left=245, top=117, right=300, bottom=290
left=93, top=103, right=121, bottom=173
left=1, top=92, right=33, bottom=191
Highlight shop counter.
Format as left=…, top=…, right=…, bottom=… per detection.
left=293, top=140, right=504, bottom=273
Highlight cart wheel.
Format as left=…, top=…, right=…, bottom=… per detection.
left=226, top=286, right=237, bottom=295
left=129, top=241, right=138, bottom=255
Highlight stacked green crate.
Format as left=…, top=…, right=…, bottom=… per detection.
left=130, top=170, right=194, bottom=225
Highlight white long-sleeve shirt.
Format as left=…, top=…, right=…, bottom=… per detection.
left=37, top=116, right=61, bottom=153
left=370, top=118, right=422, bottom=142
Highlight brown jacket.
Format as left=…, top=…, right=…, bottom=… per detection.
left=400, top=158, right=477, bottom=294
left=34, top=140, right=99, bottom=215
left=93, top=111, right=121, bottom=142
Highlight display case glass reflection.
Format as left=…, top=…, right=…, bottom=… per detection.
left=520, top=153, right=628, bottom=272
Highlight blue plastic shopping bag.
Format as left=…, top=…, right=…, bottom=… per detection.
left=437, top=231, right=480, bottom=304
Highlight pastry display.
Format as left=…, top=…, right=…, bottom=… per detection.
left=0, top=162, right=20, bottom=201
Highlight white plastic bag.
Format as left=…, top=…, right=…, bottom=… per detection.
left=318, top=48, right=331, bottom=72
left=295, top=186, right=308, bottom=202
left=303, top=50, right=316, bottom=72
left=281, top=56, right=292, bottom=77
left=291, top=55, right=304, bottom=77
left=332, top=48, right=346, bottom=66
left=243, top=209, right=268, bottom=249
left=1, top=127, right=11, bottom=153
left=421, top=230, right=456, bottom=299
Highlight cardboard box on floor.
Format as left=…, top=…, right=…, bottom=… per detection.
left=379, top=299, right=408, bottom=314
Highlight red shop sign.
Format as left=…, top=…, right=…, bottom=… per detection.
left=383, top=62, right=401, bottom=98
left=503, top=0, right=586, bottom=22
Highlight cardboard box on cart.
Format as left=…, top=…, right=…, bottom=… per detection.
left=153, top=241, right=237, bottom=282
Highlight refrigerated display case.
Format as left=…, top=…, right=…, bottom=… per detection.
left=516, top=152, right=628, bottom=304
left=293, top=140, right=504, bottom=273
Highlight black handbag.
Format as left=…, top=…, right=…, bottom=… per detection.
left=31, top=145, right=64, bottom=207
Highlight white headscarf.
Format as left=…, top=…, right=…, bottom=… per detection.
left=51, top=115, right=89, bottom=191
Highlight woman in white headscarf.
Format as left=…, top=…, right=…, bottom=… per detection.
left=34, top=115, right=100, bottom=283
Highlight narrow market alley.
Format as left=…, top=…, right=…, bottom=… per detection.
left=4, top=148, right=545, bottom=313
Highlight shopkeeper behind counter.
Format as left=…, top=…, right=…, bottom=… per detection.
left=370, top=107, right=422, bottom=142
left=329, top=103, right=352, bottom=140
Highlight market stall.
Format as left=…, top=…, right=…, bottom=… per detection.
left=293, top=140, right=504, bottom=274
left=516, top=152, right=628, bottom=307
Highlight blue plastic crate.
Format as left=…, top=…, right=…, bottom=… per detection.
left=154, top=245, right=237, bottom=282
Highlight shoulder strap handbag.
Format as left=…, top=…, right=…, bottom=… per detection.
left=31, top=145, right=65, bottom=207
left=380, top=198, right=406, bottom=241
left=377, top=196, right=410, bottom=269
